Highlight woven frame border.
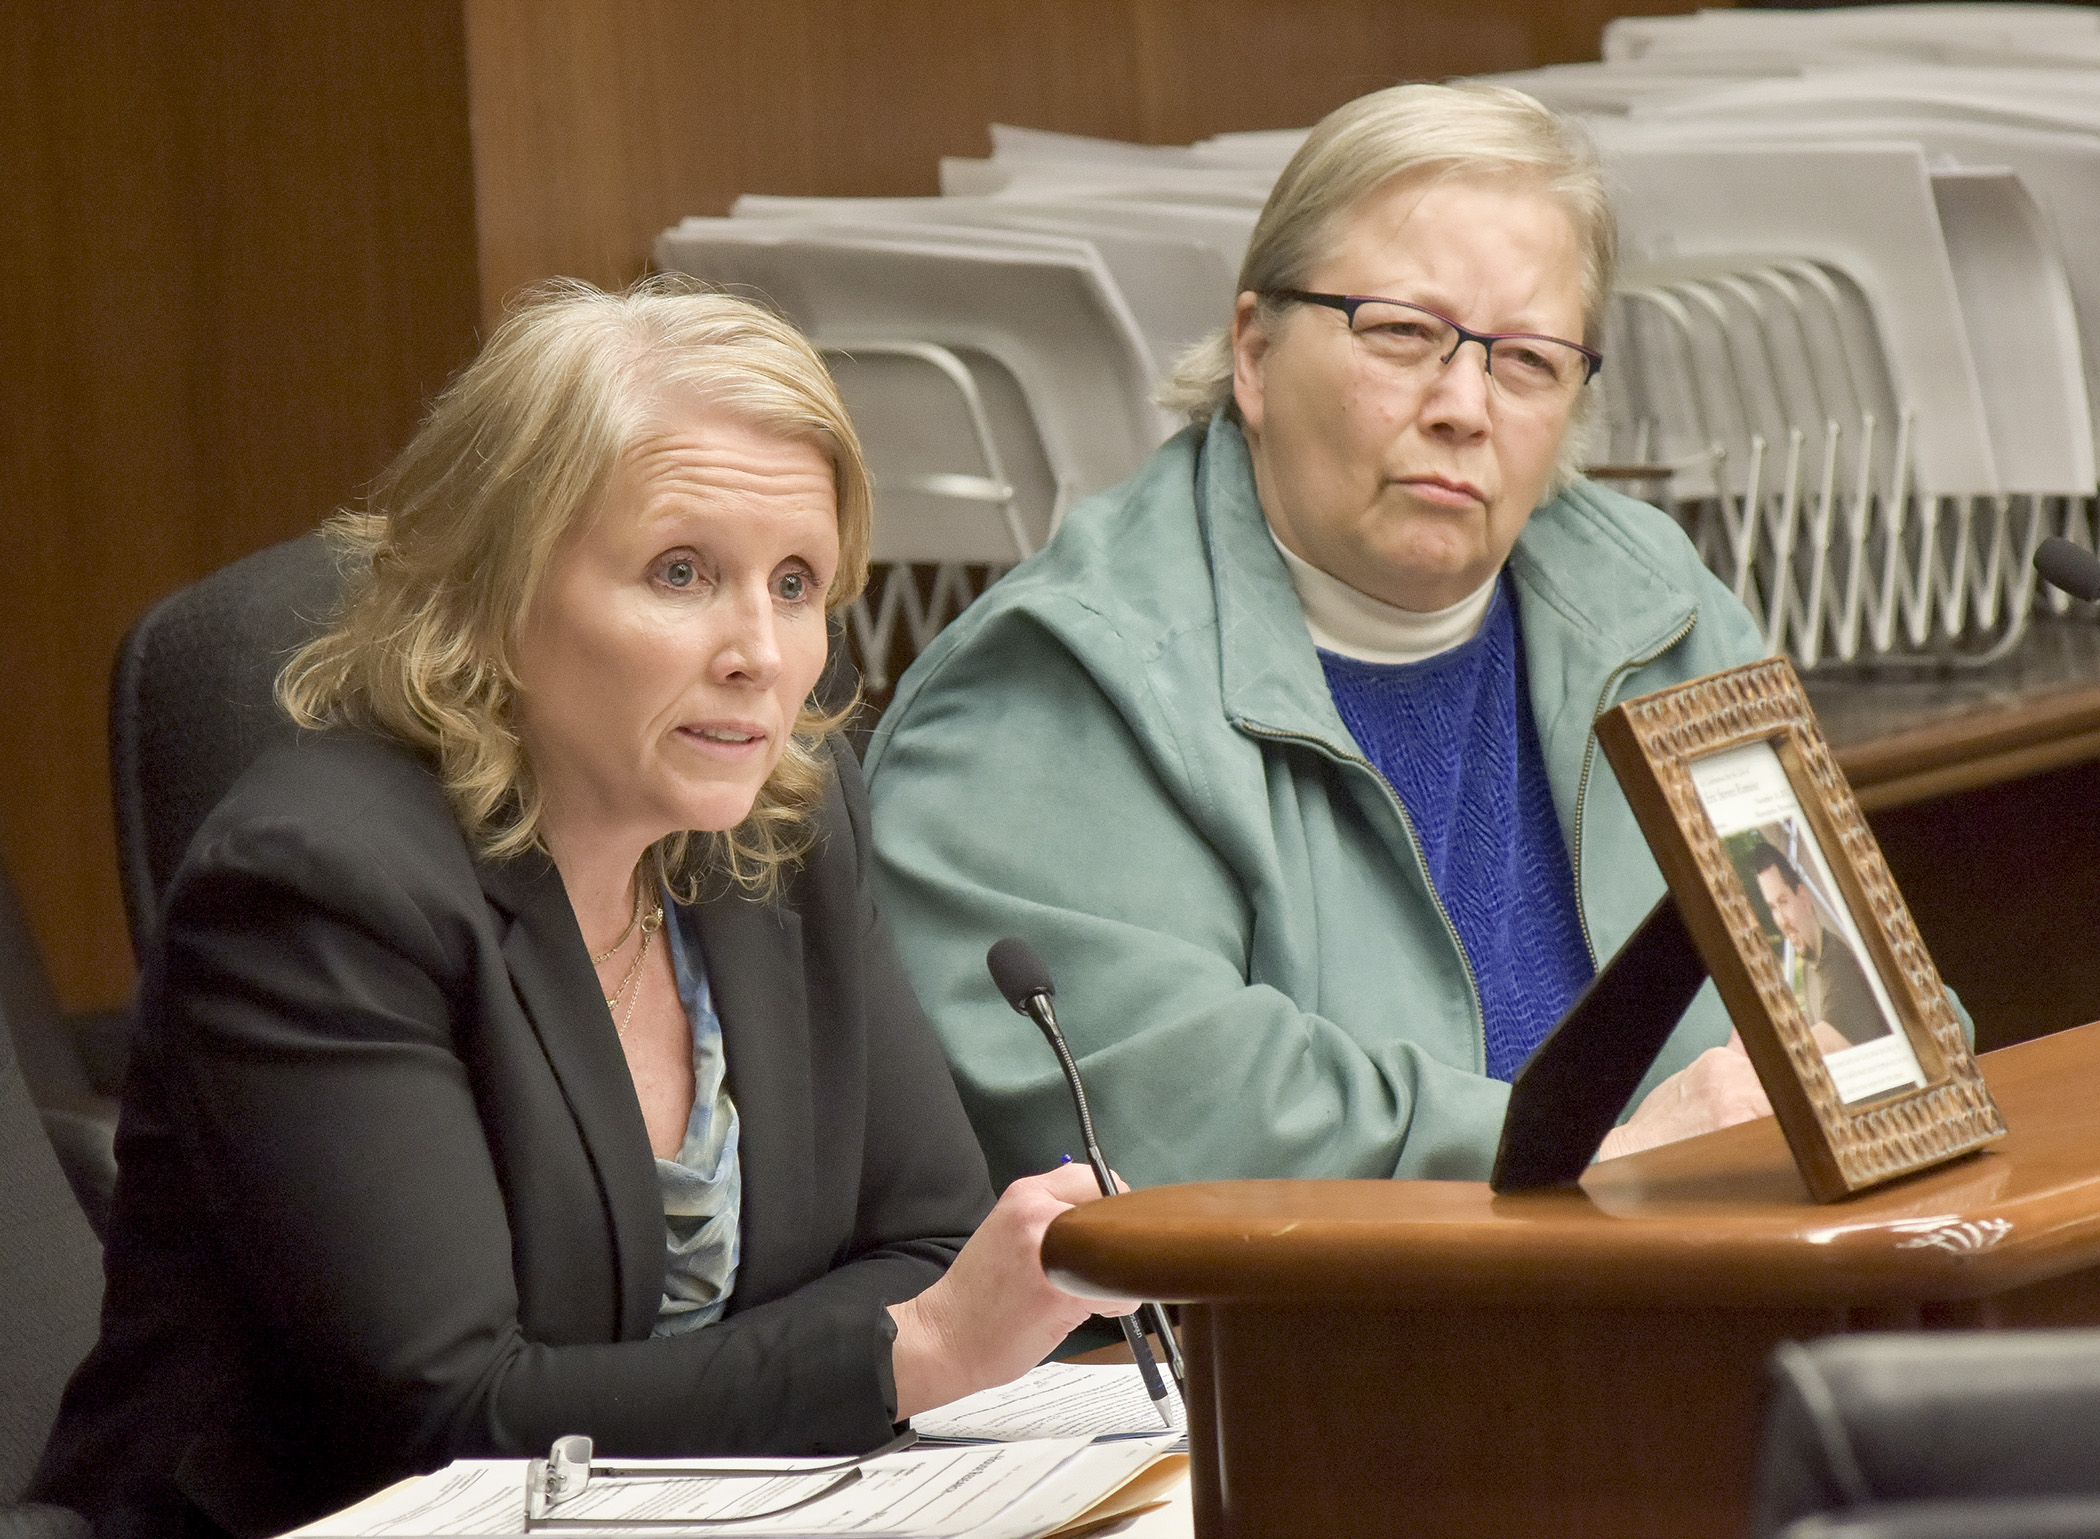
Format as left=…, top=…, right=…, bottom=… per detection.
left=1602, top=657, right=2005, bottom=1200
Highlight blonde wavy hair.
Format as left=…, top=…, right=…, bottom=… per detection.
left=1159, top=81, right=1617, bottom=492
left=279, top=278, right=872, bottom=899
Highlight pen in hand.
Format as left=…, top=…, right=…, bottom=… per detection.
left=988, top=939, right=1186, bottom=1432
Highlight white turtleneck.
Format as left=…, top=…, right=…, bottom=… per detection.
left=1268, top=529, right=1500, bottom=666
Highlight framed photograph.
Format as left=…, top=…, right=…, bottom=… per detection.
left=1596, top=657, right=2005, bottom=1202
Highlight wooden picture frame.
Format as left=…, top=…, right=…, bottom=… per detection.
left=1596, top=657, right=2005, bottom=1202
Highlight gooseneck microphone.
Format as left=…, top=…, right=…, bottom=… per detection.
left=2036, top=536, right=2100, bottom=603
left=986, top=938, right=1187, bottom=1428
left=987, top=940, right=1117, bottom=1196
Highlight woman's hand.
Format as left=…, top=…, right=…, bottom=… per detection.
left=887, top=1163, right=1139, bottom=1419
left=1596, top=1030, right=1773, bottom=1162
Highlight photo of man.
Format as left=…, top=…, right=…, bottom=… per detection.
left=1748, top=839, right=1891, bottom=1047
left=1692, top=739, right=1926, bottom=1104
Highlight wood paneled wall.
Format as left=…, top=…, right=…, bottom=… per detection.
left=1870, top=760, right=2100, bottom=1054
left=462, top=0, right=1698, bottom=318
left=7, top=0, right=1679, bottom=1012
left=1, top=2, right=481, bottom=1010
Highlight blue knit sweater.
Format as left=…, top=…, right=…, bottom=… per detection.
left=1317, top=576, right=1594, bottom=1080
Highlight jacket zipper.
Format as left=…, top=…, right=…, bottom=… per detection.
left=1243, top=610, right=1698, bottom=1074
left=1239, top=723, right=1490, bottom=1074
left=1569, top=613, right=1698, bottom=968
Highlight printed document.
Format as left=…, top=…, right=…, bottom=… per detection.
left=292, top=1435, right=1183, bottom=1539
left=911, top=1363, right=1180, bottom=1444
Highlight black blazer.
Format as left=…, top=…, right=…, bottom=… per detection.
left=33, top=731, right=994, bottom=1539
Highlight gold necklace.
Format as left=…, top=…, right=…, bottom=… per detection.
left=589, top=877, right=646, bottom=965
left=606, top=901, right=664, bottom=1038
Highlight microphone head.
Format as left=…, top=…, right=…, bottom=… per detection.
left=986, top=937, right=1056, bottom=1014
left=2036, top=536, right=2100, bottom=603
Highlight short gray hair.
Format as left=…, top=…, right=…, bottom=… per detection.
left=1159, top=81, right=1617, bottom=488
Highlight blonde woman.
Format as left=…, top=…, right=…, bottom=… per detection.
left=35, top=284, right=1125, bottom=1539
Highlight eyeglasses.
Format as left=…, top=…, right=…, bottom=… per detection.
left=1264, top=289, right=1602, bottom=403
left=523, top=1430, right=916, bottom=1528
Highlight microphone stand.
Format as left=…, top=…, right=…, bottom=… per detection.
left=987, top=940, right=1187, bottom=1426
left=1020, top=987, right=1189, bottom=1399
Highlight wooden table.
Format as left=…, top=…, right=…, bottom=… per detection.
left=1812, top=616, right=2100, bottom=811
left=1044, top=1022, right=2100, bottom=1539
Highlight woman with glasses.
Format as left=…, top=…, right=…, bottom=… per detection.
left=864, top=82, right=1774, bottom=1194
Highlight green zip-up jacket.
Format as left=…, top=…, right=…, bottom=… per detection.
left=864, top=414, right=1770, bottom=1192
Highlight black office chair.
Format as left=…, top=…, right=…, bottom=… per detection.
left=0, top=920, right=102, bottom=1539
left=5, top=535, right=340, bottom=1240
left=1757, top=1332, right=2100, bottom=1538
left=0, top=857, right=120, bottom=1240
left=109, top=531, right=344, bottom=965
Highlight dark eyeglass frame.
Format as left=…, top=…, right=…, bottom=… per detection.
left=1265, top=288, right=1603, bottom=385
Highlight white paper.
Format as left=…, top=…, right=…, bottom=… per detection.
left=292, top=1436, right=1181, bottom=1539
left=911, top=1363, right=1180, bottom=1444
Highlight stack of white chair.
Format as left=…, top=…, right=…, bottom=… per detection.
left=658, top=146, right=1266, bottom=686
left=657, top=7, right=2100, bottom=675
left=1485, top=4, right=2100, bottom=664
